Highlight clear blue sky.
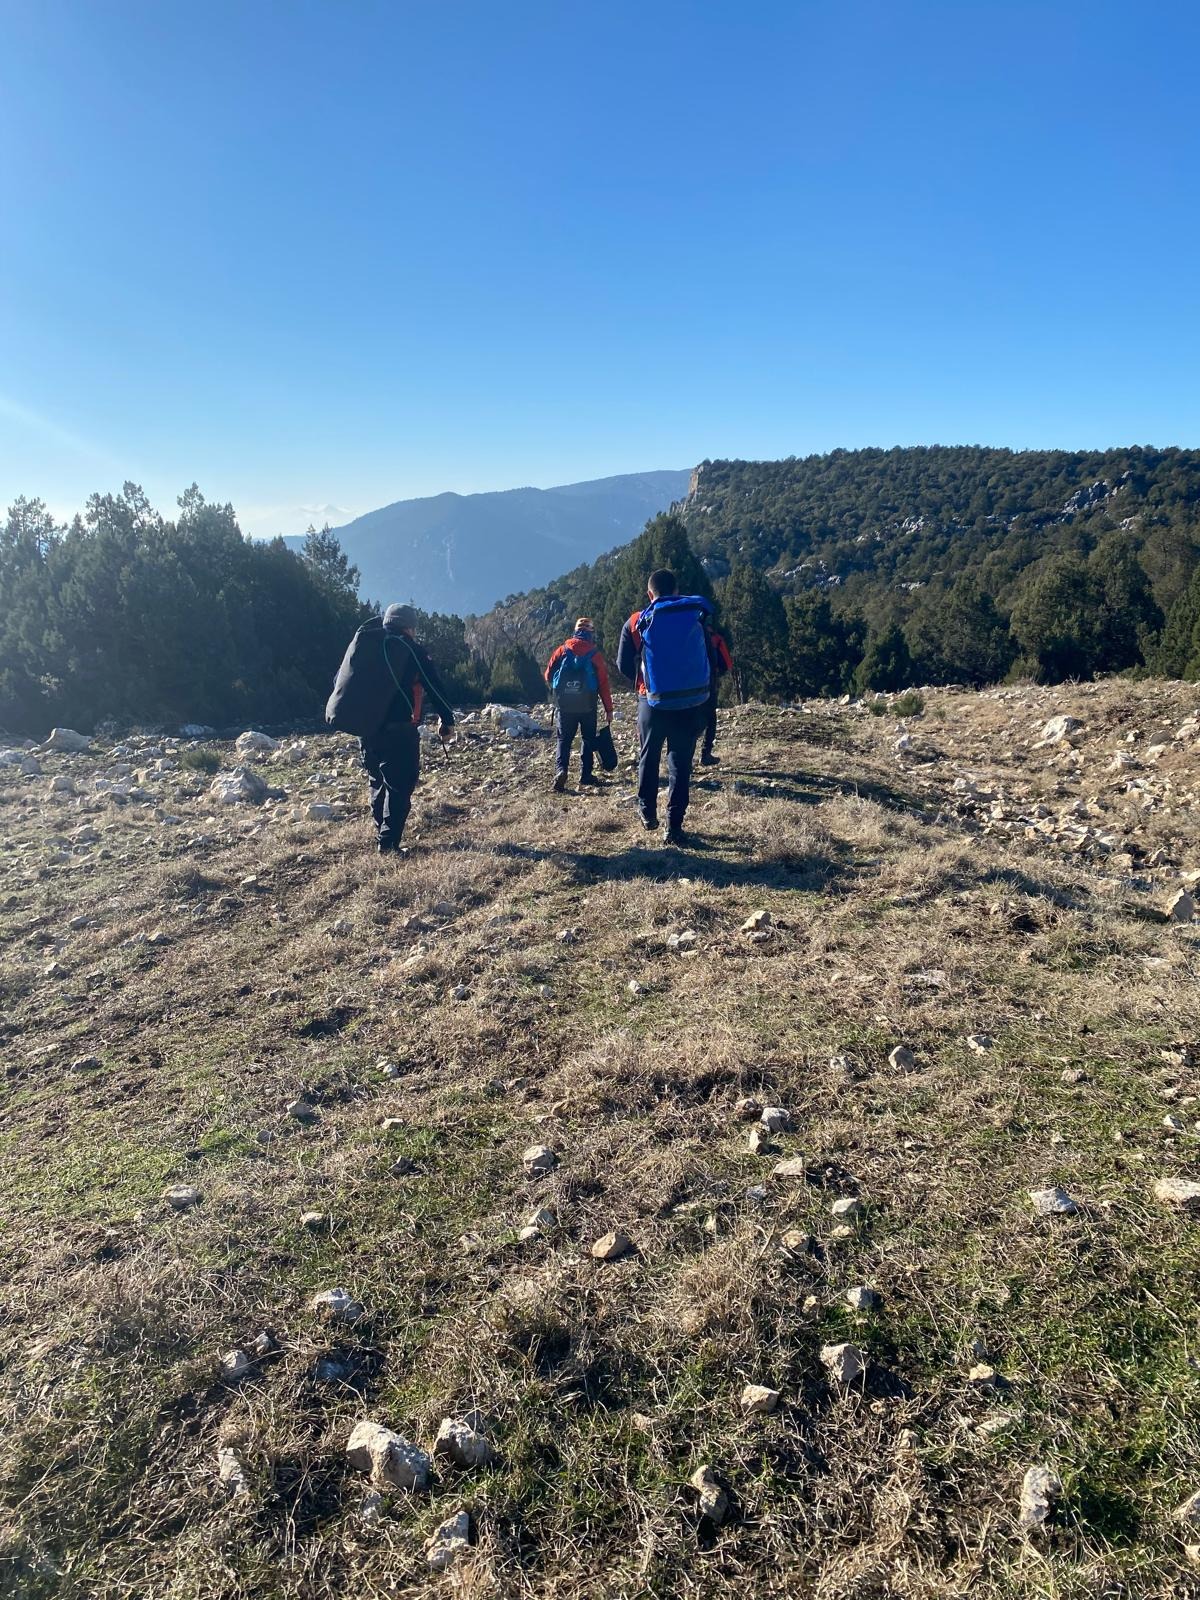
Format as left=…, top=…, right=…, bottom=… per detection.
left=2, top=0, right=1198, bottom=535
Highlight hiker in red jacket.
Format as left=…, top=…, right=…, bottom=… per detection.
left=544, top=617, right=614, bottom=792
left=701, top=628, right=733, bottom=764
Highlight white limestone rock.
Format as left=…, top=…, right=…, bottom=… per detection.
left=346, top=1420, right=430, bottom=1490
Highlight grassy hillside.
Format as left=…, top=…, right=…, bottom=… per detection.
left=3, top=680, right=1200, bottom=1596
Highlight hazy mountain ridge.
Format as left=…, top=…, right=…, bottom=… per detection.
left=286, top=469, right=691, bottom=614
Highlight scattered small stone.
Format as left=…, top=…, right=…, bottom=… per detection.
left=968, top=1363, right=998, bottom=1385
left=1018, top=1463, right=1061, bottom=1533
left=1029, top=1186, right=1077, bottom=1217
left=741, top=910, right=771, bottom=933
left=346, top=1420, right=430, bottom=1490
left=314, top=1356, right=350, bottom=1382
left=965, top=1033, right=994, bottom=1054
left=779, top=1229, right=815, bottom=1256
left=831, top=1196, right=865, bottom=1221
left=522, top=1144, right=558, bottom=1175
left=733, top=1096, right=762, bottom=1120
left=1061, top=1067, right=1088, bottom=1085
left=300, top=1211, right=329, bottom=1232
left=425, top=1509, right=472, bottom=1571
left=591, top=1230, right=634, bottom=1262
left=821, top=1341, right=865, bottom=1385
left=748, top=1126, right=773, bottom=1155
left=739, top=1382, right=780, bottom=1415
left=434, top=1417, right=493, bottom=1469
left=217, top=1445, right=249, bottom=1497
left=380, top=1116, right=405, bottom=1132
left=888, top=1044, right=917, bottom=1071
left=1167, top=889, right=1196, bottom=924
left=760, top=1105, right=790, bottom=1133
left=627, top=980, right=644, bottom=996
left=162, top=1184, right=201, bottom=1210
left=1176, top=1488, right=1200, bottom=1524
left=311, top=1287, right=364, bottom=1323
left=690, top=1464, right=729, bottom=1524
left=771, top=1156, right=807, bottom=1179
left=221, top=1348, right=251, bottom=1381
left=1164, top=1114, right=1186, bottom=1133
left=451, top=984, right=471, bottom=1001
left=1153, top=1176, right=1200, bottom=1209
left=845, top=1285, right=881, bottom=1313
left=70, top=1055, right=101, bottom=1073
left=358, top=1489, right=384, bottom=1524
left=287, top=1099, right=320, bottom=1124
left=667, top=929, right=697, bottom=949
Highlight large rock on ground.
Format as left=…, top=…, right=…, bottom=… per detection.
left=235, top=730, right=278, bottom=756
left=209, top=766, right=269, bottom=806
left=44, top=727, right=92, bottom=752
left=1039, top=715, right=1083, bottom=745
left=346, top=1420, right=431, bottom=1489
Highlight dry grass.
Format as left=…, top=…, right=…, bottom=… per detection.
left=2, top=682, right=1200, bottom=1597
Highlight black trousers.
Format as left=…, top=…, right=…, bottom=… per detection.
left=361, top=723, right=420, bottom=846
left=637, top=700, right=705, bottom=828
left=703, top=689, right=719, bottom=755
left=555, top=706, right=598, bottom=779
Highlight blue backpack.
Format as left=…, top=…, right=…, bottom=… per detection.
left=552, top=644, right=599, bottom=713
left=637, top=596, right=713, bottom=710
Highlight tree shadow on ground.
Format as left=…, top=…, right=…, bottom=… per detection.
left=713, top=764, right=927, bottom=815
left=481, top=837, right=851, bottom=893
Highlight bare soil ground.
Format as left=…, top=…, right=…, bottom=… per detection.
left=3, top=678, right=1200, bottom=1599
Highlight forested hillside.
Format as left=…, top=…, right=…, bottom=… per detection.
left=476, top=446, right=1200, bottom=695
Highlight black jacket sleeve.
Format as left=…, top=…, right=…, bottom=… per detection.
left=615, top=618, right=640, bottom=684
left=413, top=642, right=456, bottom=727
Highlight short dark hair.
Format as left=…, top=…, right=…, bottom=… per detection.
left=648, top=569, right=677, bottom=597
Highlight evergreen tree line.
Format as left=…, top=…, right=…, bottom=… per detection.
left=0, top=486, right=493, bottom=736
left=10, top=446, right=1200, bottom=737
left=480, top=445, right=1200, bottom=697
left=485, top=510, right=1194, bottom=702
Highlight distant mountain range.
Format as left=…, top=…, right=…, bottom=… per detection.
left=285, top=469, right=691, bottom=615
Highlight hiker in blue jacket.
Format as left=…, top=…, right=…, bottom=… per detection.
left=544, top=617, right=615, bottom=792
left=616, top=570, right=713, bottom=845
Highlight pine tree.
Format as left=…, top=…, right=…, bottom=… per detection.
left=784, top=593, right=862, bottom=697
left=718, top=563, right=789, bottom=701
left=905, top=578, right=1014, bottom=686
left=854, top=623, right=914, bottom=694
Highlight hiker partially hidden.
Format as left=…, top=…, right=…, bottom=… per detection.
left=326, top=603, right=455, bottom=854
left=544, top=616, right=614, bottom=792
left=617, top=570, right=714, bottom=845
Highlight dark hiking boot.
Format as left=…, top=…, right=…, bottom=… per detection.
left=578, top=773, right=601, bottom=787
left=552, top=771, right=567, bottom=793
left=377, top=838, right=399, bottom=855
left=700, top=751, right=719, bottom=766
left=663, top=825, right=691, bottom=847
left=639, top=809, right=658, bottom=832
